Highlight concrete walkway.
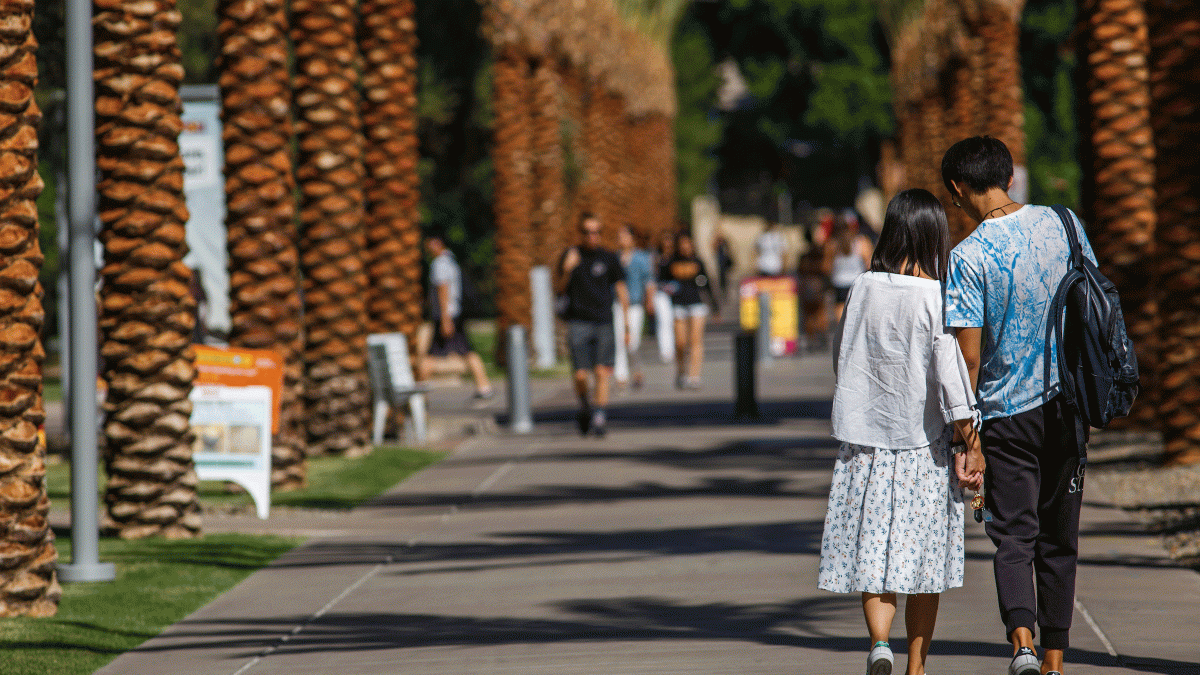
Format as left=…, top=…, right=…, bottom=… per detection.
left=95, top=328, right=1200, bottom=674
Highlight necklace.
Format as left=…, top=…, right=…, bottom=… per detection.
left=984, top=201, right=1018, bottom=220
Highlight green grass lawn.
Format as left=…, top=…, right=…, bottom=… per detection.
left=19, top=444, right=444, bottom=674
left=0, top=533, right=301, bottom=675
left=46, top=445, right=445, bottom=513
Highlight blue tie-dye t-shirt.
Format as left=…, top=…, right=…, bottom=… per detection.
left=943, top=204, right=1097, bottom=420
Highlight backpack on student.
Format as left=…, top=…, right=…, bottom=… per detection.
left=1045, top=205, right=1140, bottom=441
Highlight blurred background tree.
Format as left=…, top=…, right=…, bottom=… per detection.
left=31, top=0, right=1084, bottom=324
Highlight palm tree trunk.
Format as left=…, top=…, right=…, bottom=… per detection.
left=530, top=56, right=566, bottom=268
left=1148, top=0, right=1200, bottom=464
left=94, top=0, right=202, bottom=539
left=0, top=0, right=60, bottom=615
left=361, top=0, right=423, bottom=346
left=492, top=47, right=535, bottom=352
left=1079, top=0, right=1158, bottom=430
left=218, top=0, right=307, bottom=490
left=291, top=0, right=370, bottom=456
left=979, top=1, right=1027, bottom=178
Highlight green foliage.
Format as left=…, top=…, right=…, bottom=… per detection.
left=1021, top=0, right=1080, bottom=209
left=0, top=533, right=299, bottom=675
left=685, top=0, right=893, bottom=214
left=673, top=19, right=723, bottom=219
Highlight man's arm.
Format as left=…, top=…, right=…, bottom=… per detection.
left=952, top=326, right=985, bottom=489
left=437, top=283, right=453, bottom=338
left=555, top=247, right=580, bottom=294
left=955, top=326, right=983, bottom=393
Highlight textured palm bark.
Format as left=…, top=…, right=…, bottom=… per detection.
left=623, top=115, right=652, bottom=242
left=1147, top=0, right=1200, bottom=465
left=94, top=0, right=202, bottom=539
left=361, top=0, right=422, bottom=345
left=291, top=0, right=370, bottom=456
left=639, top=113, right=676, bottom=244
left=978, top=2, right=1026, bottom=169
left=1079, top=0, right=1158, bottom=430
left=580, top=77, right=611, bottom=241
left=218, top=0, right=306, bottom=489
left=493, top=49, right=535, bottom=357
left=0, top=0, right=59, bottom=616
left=596, top=91, right=627, bottom=246
left=561, top=62, right=587, bottom=244
left=946, top=47, right=984, bottom=239
left=530, top=58, right=566, bottom=268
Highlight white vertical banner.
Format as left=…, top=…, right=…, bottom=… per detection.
left=179, top=85, right=231, bottom=336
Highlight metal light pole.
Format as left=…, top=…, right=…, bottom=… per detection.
left=57, top=0, right=115, bottom=583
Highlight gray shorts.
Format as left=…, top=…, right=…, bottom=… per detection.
left=568, top=320, right=616, bottom=371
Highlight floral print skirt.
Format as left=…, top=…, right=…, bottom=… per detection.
left=818, top=434, right=965, bottom=594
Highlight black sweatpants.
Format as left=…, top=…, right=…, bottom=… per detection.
left=981, top=395, right=1084, bottom=651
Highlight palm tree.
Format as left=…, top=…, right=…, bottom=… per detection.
left=977, top=1, right=1026, bottom=173
left=218, top=0, right=307, bottom=489
left=361, top=0, right=423, bottom=347
left=1078, top=0, right=1157, bottom=430
left=94, top=0, right=203, bottom=539
left=530, top=55, right=567, bottom=268
left=291, top=0, right=371, bottom=456
left=491, top=43, right=536, bottom=347
left=1147, top=0, right=1200, bottom=465
left=0, top=0, right=60, bottom=616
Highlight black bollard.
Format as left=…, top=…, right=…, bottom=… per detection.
left=734, top=331, right=759, bottom=420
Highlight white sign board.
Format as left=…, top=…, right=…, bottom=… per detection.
left=190, top=384, right=273, bottom=519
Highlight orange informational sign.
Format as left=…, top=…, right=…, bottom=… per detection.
left=192, top=345, right=284, bottom=433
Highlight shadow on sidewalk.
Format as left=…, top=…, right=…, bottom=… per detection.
left=120, top=596, right=1194, bottom=673
left=366, top=474, right=830, bottom=512
left=267, top=519, right=827, bottom=571
left=440, top=436, right=842, bottom=473
left=496, top=398, right=834, bottom=429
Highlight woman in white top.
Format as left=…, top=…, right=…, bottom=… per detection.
left=818, top=189, right=985, bottom=675
left=822, top=214, right=874, bottom=321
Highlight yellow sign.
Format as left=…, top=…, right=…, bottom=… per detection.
left=739, top=276, right=800, bottom=356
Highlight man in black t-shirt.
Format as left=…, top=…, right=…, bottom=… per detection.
left=558, top=213, right=629, bottom=437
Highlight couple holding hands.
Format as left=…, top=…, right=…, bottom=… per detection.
left=820, top=137, right=1095, bottom=675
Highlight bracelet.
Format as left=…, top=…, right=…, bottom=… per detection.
left=950, top=440, right=968, bottom=454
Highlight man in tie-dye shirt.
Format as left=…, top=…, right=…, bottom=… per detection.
left=942, top=136, right=1095, bottom=675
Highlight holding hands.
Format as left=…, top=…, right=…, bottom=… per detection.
left=953, top=419, right=985, bottom=491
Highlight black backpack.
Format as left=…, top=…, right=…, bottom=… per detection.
left=1045, top=204, right=1140, bottom=445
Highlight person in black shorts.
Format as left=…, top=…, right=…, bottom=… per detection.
left=557, top=213, right=629, bottom=437
left=418, top=236, right=494, bottom=399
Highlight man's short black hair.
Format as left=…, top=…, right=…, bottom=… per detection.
left=941, top=136, right=1013, bottom=195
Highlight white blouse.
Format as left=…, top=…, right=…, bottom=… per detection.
left=831, top=272, right=977, bottom=450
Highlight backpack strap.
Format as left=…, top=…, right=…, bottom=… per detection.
left=1052, top=204, right=1084, bottom=269
left=1048, top=204, right=1090, bottom=463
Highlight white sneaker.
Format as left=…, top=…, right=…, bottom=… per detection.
left=867, top=641, right=893, bottom=675
left=1008, top=647, right=1040, bottom=675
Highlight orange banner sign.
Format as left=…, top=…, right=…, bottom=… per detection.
left=193, top=345, right=284, bottom=434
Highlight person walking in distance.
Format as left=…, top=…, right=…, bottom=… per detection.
left=941, top=136, right=1097, bottom=675
left=418, top=235, right=494, bottom=399
left=754, top=220, right=787, bottom=277
left=819, top=189, right=984, bottom=675
left=614, top=224, right=654, bottom=390
left=660, top=232, right=717, bottom=390
left=652, top=231, right=677, bottom=364
left=823, top=212, right=874, bottom=321
left=557, top=213, right=630, bottom=436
